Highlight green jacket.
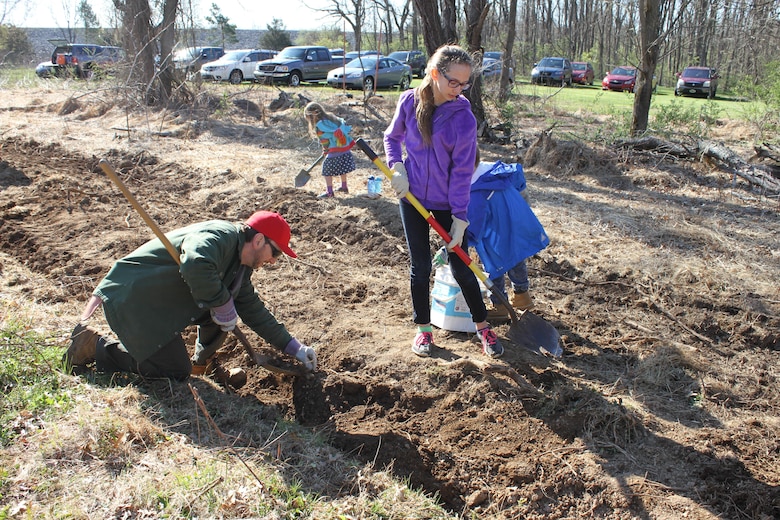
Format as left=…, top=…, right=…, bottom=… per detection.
left=94, top=220, right=292, bottom=363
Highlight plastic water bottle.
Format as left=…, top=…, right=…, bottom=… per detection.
left=367, top=176, right=382, bottom=197
left=432, top=246, right=448, bottom=266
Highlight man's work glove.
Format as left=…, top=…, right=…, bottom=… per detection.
left=284, top=338, right=317, bottom=371
left=447, top=216, right=469, bottom=251
left=390, top=162, right=409, bottom=198
left=210, top=298, right=238, bottom=332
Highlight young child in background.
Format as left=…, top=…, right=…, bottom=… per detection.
left=303, top=102, right=356, bottom=198
left=467, top=156, right=550, bottom=321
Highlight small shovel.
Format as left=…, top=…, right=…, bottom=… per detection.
left=355, top=139, right=563, bottom=358
left=294, top=153, right=325, bottom=188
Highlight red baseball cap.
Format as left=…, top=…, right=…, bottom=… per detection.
left=245, top=211, right=297, bottom=258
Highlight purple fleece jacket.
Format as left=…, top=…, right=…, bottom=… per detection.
left=383, top=88, right=477, bottom=221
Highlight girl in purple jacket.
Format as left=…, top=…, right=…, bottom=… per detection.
left=383, top=44, right=504, bottom=359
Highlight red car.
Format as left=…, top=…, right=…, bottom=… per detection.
left=571, top=61, right=594, bottom=85
left=602, top=65, right=637, bottom=92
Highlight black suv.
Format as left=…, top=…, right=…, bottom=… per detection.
left=388, top=50, right=426, bottom=77
left=36, top=43, right=124, bottom=79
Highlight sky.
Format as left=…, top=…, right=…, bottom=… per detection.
left=5, top=0, right=334, bottom=31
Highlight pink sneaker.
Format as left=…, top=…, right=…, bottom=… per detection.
left=477, top=326, right=504, bottom=358
left=412, top=331, right=433, bottom=357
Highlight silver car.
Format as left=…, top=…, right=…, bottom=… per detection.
left=200, top=49, right=276, bottom=84
left=327, top=57, right=412, bottom=91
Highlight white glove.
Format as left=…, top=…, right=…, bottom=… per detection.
left=447, top=216, right=469, bottom=251
left=295, top=345, right=318, bottom=371
left=210, top=298, right=238, bottom=332
left=390, top=162, right=409, bottom=198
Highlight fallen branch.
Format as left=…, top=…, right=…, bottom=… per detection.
left=698, top=140, right=780, bottom=193
left=613, top=136, right=780, bottom=194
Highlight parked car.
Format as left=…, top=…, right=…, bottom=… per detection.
left=388, top=50, right=426, bottom=77
left=330, top=48, right=345, bottom=60
left=602, top=65, right=637, bottom=92
left=327, top=56, right=412, bottom=91
left=571, top=61, right=595, bottom=85
left=530, top=57, right=573, bottom=86
left=36, top=43, right=124, bottom=79
left=173, top=46, right=224, bottom=75
left=675, top=66, right=719, bottom=98
left=482, top=57, right=514, bottom=85
left=200, top=49, right=277, bottom=83
left=254, top=46, right=343, bottom=86
left=344, top=50, right=380, bottom=61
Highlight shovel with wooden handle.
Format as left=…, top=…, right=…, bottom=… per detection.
left=294, top=152, right=325, bottom=188
left=98, top=158, right=305, bottom=376
left=354, top=139, right=563, bottom=358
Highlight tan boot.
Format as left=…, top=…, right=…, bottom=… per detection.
left=62, top=323, right=99, bottom=369
left=485, top=305, right=511, bottom=322
left=192, top=359, right=246, bottom=389
left=512, top=291, right=534, bottom=310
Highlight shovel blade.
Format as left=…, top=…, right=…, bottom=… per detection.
left=507, top=311, right=563, bottom=358
left=294, top=169, right=311, bottom=188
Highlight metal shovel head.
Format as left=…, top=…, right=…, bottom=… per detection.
left=507, top=311, right=564, bottom=358
left=253, top=353, right=307, bottom=377
left=294, top=169, right=311, bottom=188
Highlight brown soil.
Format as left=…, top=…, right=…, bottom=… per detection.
left=1, top=84, right=778, bottom=519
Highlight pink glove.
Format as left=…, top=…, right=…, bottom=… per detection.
left=210, top=298, right=238, bottom=331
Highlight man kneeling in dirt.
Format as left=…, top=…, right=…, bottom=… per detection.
left=63, top=210, right=317, bottom=380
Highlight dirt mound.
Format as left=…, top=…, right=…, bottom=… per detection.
left=1, top=87, right=779, bottom=519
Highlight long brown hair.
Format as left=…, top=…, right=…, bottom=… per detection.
left=303, top=102, right=343, bottom=137
left=414, top=45, right=473, bottom=146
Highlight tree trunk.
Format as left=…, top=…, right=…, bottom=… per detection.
left=498, top=0, right=517, bottom=102
left=113, top=0, right=156, bottom=102
left=155, top=0, right=178, bottom=103
left=631, top=0, right=661, bottom=136
left=413, top=0, right=445, bottom=55
left=464, top=0, right=490, bottom=130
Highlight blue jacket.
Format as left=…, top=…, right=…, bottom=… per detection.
left=316, top=119, right=355, bottom=155
left=383, top=88, right=477, bottom=221
left=467, top=161, right=549, bottom=278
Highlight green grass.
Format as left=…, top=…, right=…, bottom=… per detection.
left=0, top=320, right=74, bottom=446
left=508, top=79, right=757, bottom=122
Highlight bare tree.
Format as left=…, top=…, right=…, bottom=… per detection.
left=464, top=0, right=491, bottom=127
left=412, top=0, right=445, bottom=55
left=0, top=0, right=25, bottom=26
left=155, top=0, right=178, bottom=102
left=498, top=0, right=517, bottom=102
left=113, top=0, right=178, bottom=105
left=314, top=0, right=366, bottom=50
left=631, top=0, right=661, bottom=136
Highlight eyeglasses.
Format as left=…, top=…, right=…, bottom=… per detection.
left=440, top=69, right=471, bottom=91
left=266, top=238, right=282, bottom=258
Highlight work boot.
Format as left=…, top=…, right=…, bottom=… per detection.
left=192, top=358, right=245, bottom=389
left=512, top=290, right=534, bottom=311
left=62, top=323, right=99, bottom=369
left=485, top=304, right=511, bottom=322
